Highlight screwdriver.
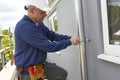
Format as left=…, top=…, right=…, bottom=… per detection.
left=79, top=39, right=91, bottom=43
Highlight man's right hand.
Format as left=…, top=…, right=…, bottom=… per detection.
left=70, top=36, right=80, bottom=45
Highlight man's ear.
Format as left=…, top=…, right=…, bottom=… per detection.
left=28, top=7, right=35, bottom=14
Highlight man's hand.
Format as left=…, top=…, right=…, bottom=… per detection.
left=70, top=36, right=80, bottom=45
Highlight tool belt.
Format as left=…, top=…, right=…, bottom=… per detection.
left=17, top=64, right=46, bottom=80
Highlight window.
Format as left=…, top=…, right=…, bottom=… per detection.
left=47, top=0, right=60, bottom=55
left=48, top=11, right=58, bottom=33
left=48, top=11, right=60, bottom=54
left=101, top=0, right=120, bottom=57
left=47, top=0, right=60, bottom=33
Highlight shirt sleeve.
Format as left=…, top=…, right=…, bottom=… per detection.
left=19, top=23, right=72, bottom=52
left=41, top=23, right=71, bottom=41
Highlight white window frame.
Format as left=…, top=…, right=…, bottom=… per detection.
left=101, top=0, right=120, bottom=57
left=47, top=0, right=61, bottom=55
left=98, top=0, right=120, bottom=64
left=48, top=11, right=60, bottom=55
left=48, top=0, right=60, bottom=8
left=48, top=11, right=58, bottom=32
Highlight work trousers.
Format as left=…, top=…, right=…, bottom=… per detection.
left=18, top=62, right=68, bottom=80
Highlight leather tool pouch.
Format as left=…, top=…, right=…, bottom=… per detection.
left=28, top=64, right=46, bottom=80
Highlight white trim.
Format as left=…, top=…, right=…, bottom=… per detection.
left=49, top=0, right=60, bottom=9
left=97, top=54, right=120, bottom=64
left=48, top=11, right=57, bottom=31
left=48, top=11, right=58, bottom=33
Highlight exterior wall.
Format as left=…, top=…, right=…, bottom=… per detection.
left=46, top=0, right=120, bottom=80
left=82, top=0, right=120, bottom=80
left=47, top=0, right=81, bottom=80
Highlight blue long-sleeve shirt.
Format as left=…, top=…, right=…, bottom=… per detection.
left=14, top=15, right=71, bottom=67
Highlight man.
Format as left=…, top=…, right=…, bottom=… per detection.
left=14, top=0, right=80, bottom=80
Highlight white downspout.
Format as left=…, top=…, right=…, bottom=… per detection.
left=74, top=0, right=88, bottom=80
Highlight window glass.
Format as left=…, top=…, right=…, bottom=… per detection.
left=107, top=0, right=120, bottom=45
left=53, top=16, right=58, bottom=32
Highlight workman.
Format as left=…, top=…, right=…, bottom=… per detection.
left=14, top=0, right=80, bottom=80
